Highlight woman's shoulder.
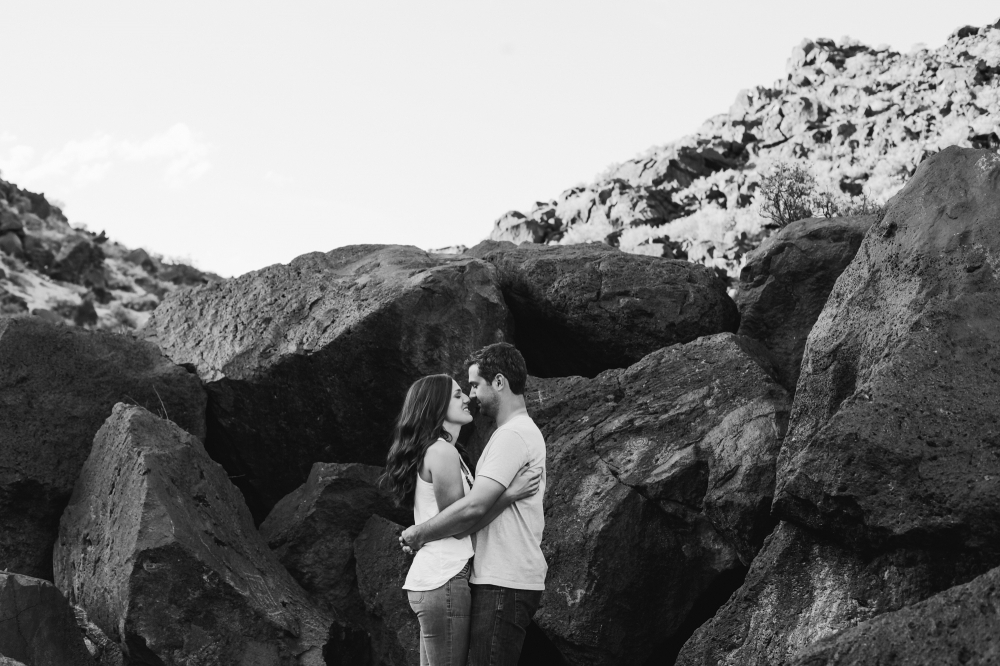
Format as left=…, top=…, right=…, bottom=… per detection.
left=424, top=438, right=460, bottom=461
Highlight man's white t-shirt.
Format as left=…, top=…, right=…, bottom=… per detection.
left=471, top=413, right=547, bottom=590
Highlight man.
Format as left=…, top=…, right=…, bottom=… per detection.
left=400, top=342, right=547, bottom=666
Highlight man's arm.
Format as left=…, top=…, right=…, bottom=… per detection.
left=453, top=466, right=541, bottom=538
left=401, top=477, right=506, bottom=551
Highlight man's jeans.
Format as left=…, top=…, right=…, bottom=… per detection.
left=407, top=561, right=472, bottom=666
left=468, top=584, right=543, bottom=666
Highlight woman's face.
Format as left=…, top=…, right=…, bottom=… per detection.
left=444, top=379, right=474, bottom=427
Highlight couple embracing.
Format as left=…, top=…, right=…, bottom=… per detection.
left=382, top=342, right=547, bottom=666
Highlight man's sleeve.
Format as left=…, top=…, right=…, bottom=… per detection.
left=476, top=430, right=528, bottom=488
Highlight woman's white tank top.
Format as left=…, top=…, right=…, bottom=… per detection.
left=402, top=442, right=475, bottom=591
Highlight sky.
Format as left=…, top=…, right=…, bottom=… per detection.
left=1, top=1, right=998, bottom=277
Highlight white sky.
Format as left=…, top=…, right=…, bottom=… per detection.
left=1, top=1, right=997, bottom=277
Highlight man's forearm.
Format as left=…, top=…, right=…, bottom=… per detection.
left=415, top=497, right=487, bottom=543
left=455, top=495, right=512, bottom=539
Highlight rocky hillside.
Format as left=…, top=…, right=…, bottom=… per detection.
left=0, top=177, right=219, bottom=329
left=491, top=21, right=1000, bottom=280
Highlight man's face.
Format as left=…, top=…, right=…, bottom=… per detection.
left=468, top=364, right=498, bottom=419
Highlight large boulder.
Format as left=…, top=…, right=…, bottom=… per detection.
left=0, top=317, right=206, bottom=579
left=260, top=463, right=412, bottom=619
left=792, top=561, right=1000, bottom=666
left=354, top=516, right=420, bottom=666
left=0, top=573, right=94, bottom=666
left=676, top=521, right=993, bottom=666
left=466, top=240, right=739, bottom=378
left=735, top=215, right=874, bottom=392
left=144, top=245, right=511, bottom=520
left=53, top=404, right=366, bottom=666
left=50, top=237, right=104, bottom=284
left=773, top=147, right=1000, bottom=555
left=527, top=333, right=790, bottom=665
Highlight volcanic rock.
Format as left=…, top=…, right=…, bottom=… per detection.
left=50, top=238, right=104, bottom=284
left=53, top=404, right=365, bottom=666
left=773, top=147, right=1000, bottom=555
left=0, top=233, right=24, bottom=259
left=0, top=289, right=28, bottom=316
left=260, top=462, right=412, bottom=619
left=354, top=515, right=420, bottom=666
left=676, top=521, right=994, bottom=666
left=466, top=241, right=739, bottom=377
left=792, top=560, right=1000, bottom=666
left=144, top=245, right=511, bottom=520
left=735, top=215, right=874, bottom=391
left=525, top=333, right=789, bottom=665
left=0, top=317, right=205, bottom=579
left=0, top=573, right=94, bottom=666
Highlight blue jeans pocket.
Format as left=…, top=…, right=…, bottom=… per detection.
left=407, top=590, right=425, bottom=607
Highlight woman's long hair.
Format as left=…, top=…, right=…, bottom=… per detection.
left=381, top=374, right=455, bottom=508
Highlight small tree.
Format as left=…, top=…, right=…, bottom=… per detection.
left=757, top=163, right=816, bottom=228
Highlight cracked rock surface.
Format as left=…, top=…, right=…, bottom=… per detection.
left=143, top=245, right=511, bottom=521
left=0, top=317, right=205, bottom=580
left=515, top=333, right=789, bottom=665
left=53, top=404, right=365, bottom=666
left=0, top=573, right=93, bottom=666
left=466, top=241, right=738, bottom=378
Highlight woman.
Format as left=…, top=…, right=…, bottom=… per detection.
left=382, top=374, right=540, bottom=666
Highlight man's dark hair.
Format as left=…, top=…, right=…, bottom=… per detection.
left=467, top=342, right=527, bottom=395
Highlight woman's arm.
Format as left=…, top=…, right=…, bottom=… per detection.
left=453, top=466, right=541, bottom=539
left=423, top=443, right=466, bottom=512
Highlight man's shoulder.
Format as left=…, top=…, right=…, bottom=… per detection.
left=499, top=415, right=544, bottom=445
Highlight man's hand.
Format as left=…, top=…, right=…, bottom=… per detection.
left=399, top=525, right=424, bottom=555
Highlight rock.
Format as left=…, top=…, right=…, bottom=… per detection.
left=145, top=245, right=511, bottom=520
left=24, top=192, right=50, bottom=220
left=466, top=240, right=739, bottom=377
left=0, top=317, right=206, bottom=579
left=773, top=147, right=1000, bottom=555
left=72, top=607, right=125, bottom=666
left=157, top=263, right=214, bottom=287
left=260, top=462, right=412, bottom=619
left=124, top=248, right=157, bottom=273
left=525, top=333, right=789, bottom=665
left=735, top=215, right=874, bottom=391
left=0, top=573, right=94, bottom=666
left=73, top=298, right=98, bottom=327
left=0, top=289, right=28, bottom=316
left=354, top=515, right=420, bottom=666
left=53, top=404, right=366, bottom=666
left=0, top=211, right=22, bottom=235
left=29, top=309, right=63, bottom=325
left=0, top=233, right=24, bottom=259
left=51, top=238, right=104, bottom=284
left=677, top=521, right=994, bottom=666
left=792, top=561, right=1000, bottom=666
left=22, top=236, right=55, bottom=274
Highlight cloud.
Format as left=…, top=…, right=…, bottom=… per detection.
left=0, top=124, right=212, bottom=188
left=263, top=170, right=293, bottom=186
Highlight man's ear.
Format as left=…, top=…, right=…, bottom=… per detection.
left=493, top=374, right=506, bottom=391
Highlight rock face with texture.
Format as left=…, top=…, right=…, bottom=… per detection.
left=0, top=317, right=205, bottom=579
left=773, top=147, right=1000, bottom=555
left=260, top=463, right=412, bottom=619
left=676, top=521, right=994, bottom=666
left=354, top=516, right=419, bottom=666
left=0, top=573, right=94, bottom=666
left=735, top=215, right=874, bottom=391
left=466, top=241, right=739, bottom=377
left=525, top=333, right=789, bottom=665
left=792, top=560, right=1000, bottom=666
left=144, top=245, right=510, bottom=520
left=53, top=404, right=365, bottom=666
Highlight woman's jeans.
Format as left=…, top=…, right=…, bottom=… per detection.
left=407, top=561, right=472, bottom=666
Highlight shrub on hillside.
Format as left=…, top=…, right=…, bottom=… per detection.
left=757, top=162, right=883, bottom=228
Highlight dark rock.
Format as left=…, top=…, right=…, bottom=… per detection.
left=677, top=521, right=994, bottom=666
left=0, top=233, right=24, bottom=259
left=157, top=263, right=213, bottom=287
left=736, top=215, right=874, bottom=391
left=50, top=238, right=104, bottom=284
left=72, top=607, right=125, bottom=666
left=0, top=289, right=28, bottom=316
left=354, top=515, right=420, bottom=666
left=524, top=333, right=789, bottom=665
left=0, top=573, right=94, bottom=665
left=54, top=404, right=363, bottom=666
left=773, top=147, right=1000, bottom=555
left=29, top=309, right=63, bottom=325
left=23, top=192, right=50, bottom=220
left=22, top=236, right=55, bottom=274
left=260, top=462, right=412, bottom=619
left=124, top=248, right=157, bottom=273
left=792, top=561, right=1000, bottom=666
left=0, top=211, right=22, bottom=235
left=145, top=245, right=511, bottom=521
left=73, top=298, right=98, bottom=327
left=0, top=317, right=206, bottom=579
left=466, top=240, right=739, bottom=378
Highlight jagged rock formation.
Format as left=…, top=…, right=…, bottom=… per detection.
left=520, top=333, right=789, bottom=665
left=0, top=573, right=94, bottom=666
left=260, top=463, right=412, bottom=620
left=144, top=245, right=512, bottom=521
left=53, top=404, right=365, bottom=666
left=0, top=316, right=205, bottom=580
left=466, top=241, right=738, bottom=377
left=735, top=215, right=874, bottom=391
left=0, top=178, right=219, bottom=330
left=490, top=23, right=1000, bottom=281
